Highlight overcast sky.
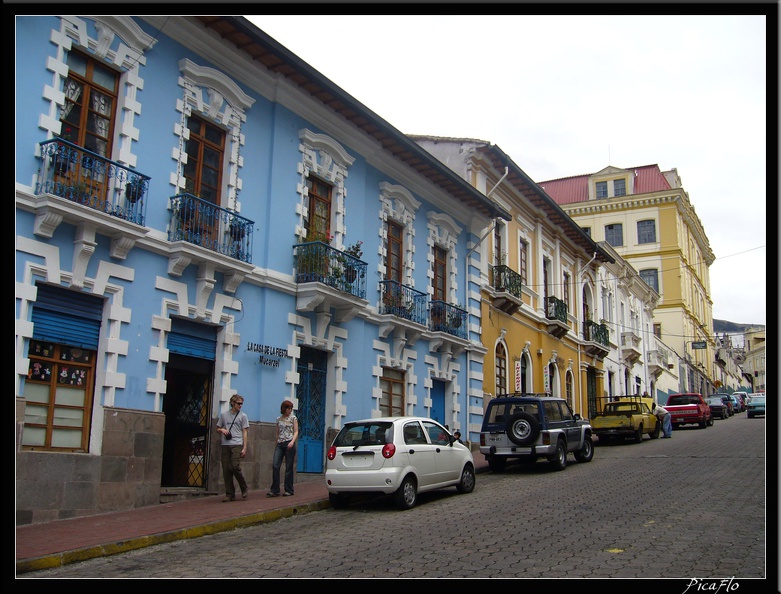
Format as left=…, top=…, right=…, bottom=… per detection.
left=248, top=14, right=768, bottom=327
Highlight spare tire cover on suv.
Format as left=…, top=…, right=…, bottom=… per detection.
left=507, top=412, right=540, bottom=446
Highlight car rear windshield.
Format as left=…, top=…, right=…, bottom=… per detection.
left=667, top=395, right=700, bottom=405
left=333, top=422, right=393, bottom=447
left=485, top=401, right=542, bottom=424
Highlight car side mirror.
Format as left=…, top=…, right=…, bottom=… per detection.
left=573, top=413, right=582, bottom=421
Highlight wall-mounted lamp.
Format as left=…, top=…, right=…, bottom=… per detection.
left=537, top=349, right=543, bottom=355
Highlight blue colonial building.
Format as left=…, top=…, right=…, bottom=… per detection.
left=15, top=16, right=510, bottom=524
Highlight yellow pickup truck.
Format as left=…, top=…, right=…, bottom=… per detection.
left=592, top=396, right=660, bottom=443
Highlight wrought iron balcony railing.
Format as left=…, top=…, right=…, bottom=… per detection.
left=293, top=241, right=367, bottom=299
left=429, top=300, right=468, bottom=339
left=36, top=139, right=150, bottom=226
left=169, top=193, right=254, bottom=264
left=584, top=319, right=609, bottom=347
left=490, top=265, right=523, bottom=298
left=379, top=280, right=427, bottom=325
left=545, top=296, right=568, bottom=323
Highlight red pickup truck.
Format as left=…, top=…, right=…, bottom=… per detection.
left=665, top=393, right=713, bottom=429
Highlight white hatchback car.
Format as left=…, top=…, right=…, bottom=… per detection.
left=325, top=416, right=475, bottom=510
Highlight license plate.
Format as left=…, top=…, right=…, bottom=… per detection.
left=341, top=452, right=374, bottom=468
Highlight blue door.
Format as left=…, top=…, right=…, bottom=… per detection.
left=430, top=379, right=446, bottom=425
left=296, top=347, right=327, bottom=473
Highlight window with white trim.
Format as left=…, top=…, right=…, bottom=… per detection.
left=637, top=219, right=656, bottom=244
left=605, top=223, right=623, bottom=247
left=639, top=269, right=659, bottom=293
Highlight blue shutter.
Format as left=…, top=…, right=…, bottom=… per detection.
left=167, top=318, right=217, bottom=360
left=31, top=284, right=103, bottom=349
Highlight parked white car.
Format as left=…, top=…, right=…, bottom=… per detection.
left=325, top=416, right=475, bottom=510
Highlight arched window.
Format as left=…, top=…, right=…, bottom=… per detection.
left=495, top=342, right=507, bottom=396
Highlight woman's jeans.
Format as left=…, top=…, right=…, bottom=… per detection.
left=271, top=440, right=296, bottom=494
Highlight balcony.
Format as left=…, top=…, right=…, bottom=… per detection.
left=31, top=140, right=152, bottom=261
left=621, top=331, right=643, bottom=364
left=168, top=194, right=254, bottom=264
left=545, top=296, right=569, bottom=338
left=36, top=139, right=150, bottom=227
left=429, top=300, right=468, bottom=340
left=490, top=265, right=523, bottom=314
left=647, top=346, right=671, bottom=378
left=583, top=319, right=609, bottom=358
left=293, top=241, right=368, bottom=322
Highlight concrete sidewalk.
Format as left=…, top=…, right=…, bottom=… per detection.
left=16, top=455, right=489, bottom=575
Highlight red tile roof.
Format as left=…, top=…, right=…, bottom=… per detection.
left=539, top=165, right=672, bottom=204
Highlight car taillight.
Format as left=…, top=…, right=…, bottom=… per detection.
left=480, top=434, right=486, bottom=446
left=327, top=446, right=337, bottom=460
left=541, top=432, right=550, bottom=445
left=381, top=443, right=396, bottom=458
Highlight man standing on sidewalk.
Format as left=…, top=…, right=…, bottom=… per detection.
left=217, top=394, right=250, bottom=501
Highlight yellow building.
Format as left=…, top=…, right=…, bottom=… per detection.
left=413, top=137, right=614, bottom=420
left=539, top=165, right=716, bottom=396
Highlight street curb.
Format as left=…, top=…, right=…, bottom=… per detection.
left=16, top=499, right=332, bottom=575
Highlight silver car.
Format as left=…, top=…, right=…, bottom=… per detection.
left=325, top=417, right=475, bottom=510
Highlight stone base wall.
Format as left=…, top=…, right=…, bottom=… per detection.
left=15, top=400, right=301, bottom=526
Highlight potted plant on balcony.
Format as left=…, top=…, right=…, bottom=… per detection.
left=449, top=304, right=467, bottom=329
left=341, top=240, right=363, bottom=283
left=125, top=177, right=144, bottom=203
left=229, top=219, right=246, bottom=242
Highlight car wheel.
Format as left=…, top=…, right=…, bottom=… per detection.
left=456, top=464, right=476, bottom=494
left=394, top=475, right=417, bottom=510
left=329, top=493, right=350, bottom=509
left=699, top=418, right=708, bottom=428
left=574, top=435, right=594, bottom=463
left=487, top=456, right=507, bottom=472
left=707, top=415, right=714, bottom=427
left=548, top=439, right=567, bottom=471
left=747, top=412, right=753, bottom=418
left=634, top=424, right=643, bottom=443
left=507, top=412, right=541, bottom=446
left=650, top=422, right=661, bottom=439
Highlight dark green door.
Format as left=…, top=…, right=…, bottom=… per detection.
left=587, top=367, right=597, bottom=419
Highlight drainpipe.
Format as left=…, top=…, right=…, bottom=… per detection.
left=464, top=167, right=508, bottom=442
left=577, top=252, right=597, bottom=279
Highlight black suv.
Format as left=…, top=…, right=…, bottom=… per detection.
left=479, top=393, right=594, bottom=471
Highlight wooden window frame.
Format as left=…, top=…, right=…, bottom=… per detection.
left=59, top=49, right=119, bottom=158
left=23, top=339, right=96, bottom=452
left=380, top=368, right=405, bottom=417
left=519, top=239, right=528, bottom=284
left=305, top=175, right=333, bottom=242
left=433, top=245, right=447, bottom=302
left=386, top=220, right=404, bottom=283
left=184, top=114, right=226, bottom=205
